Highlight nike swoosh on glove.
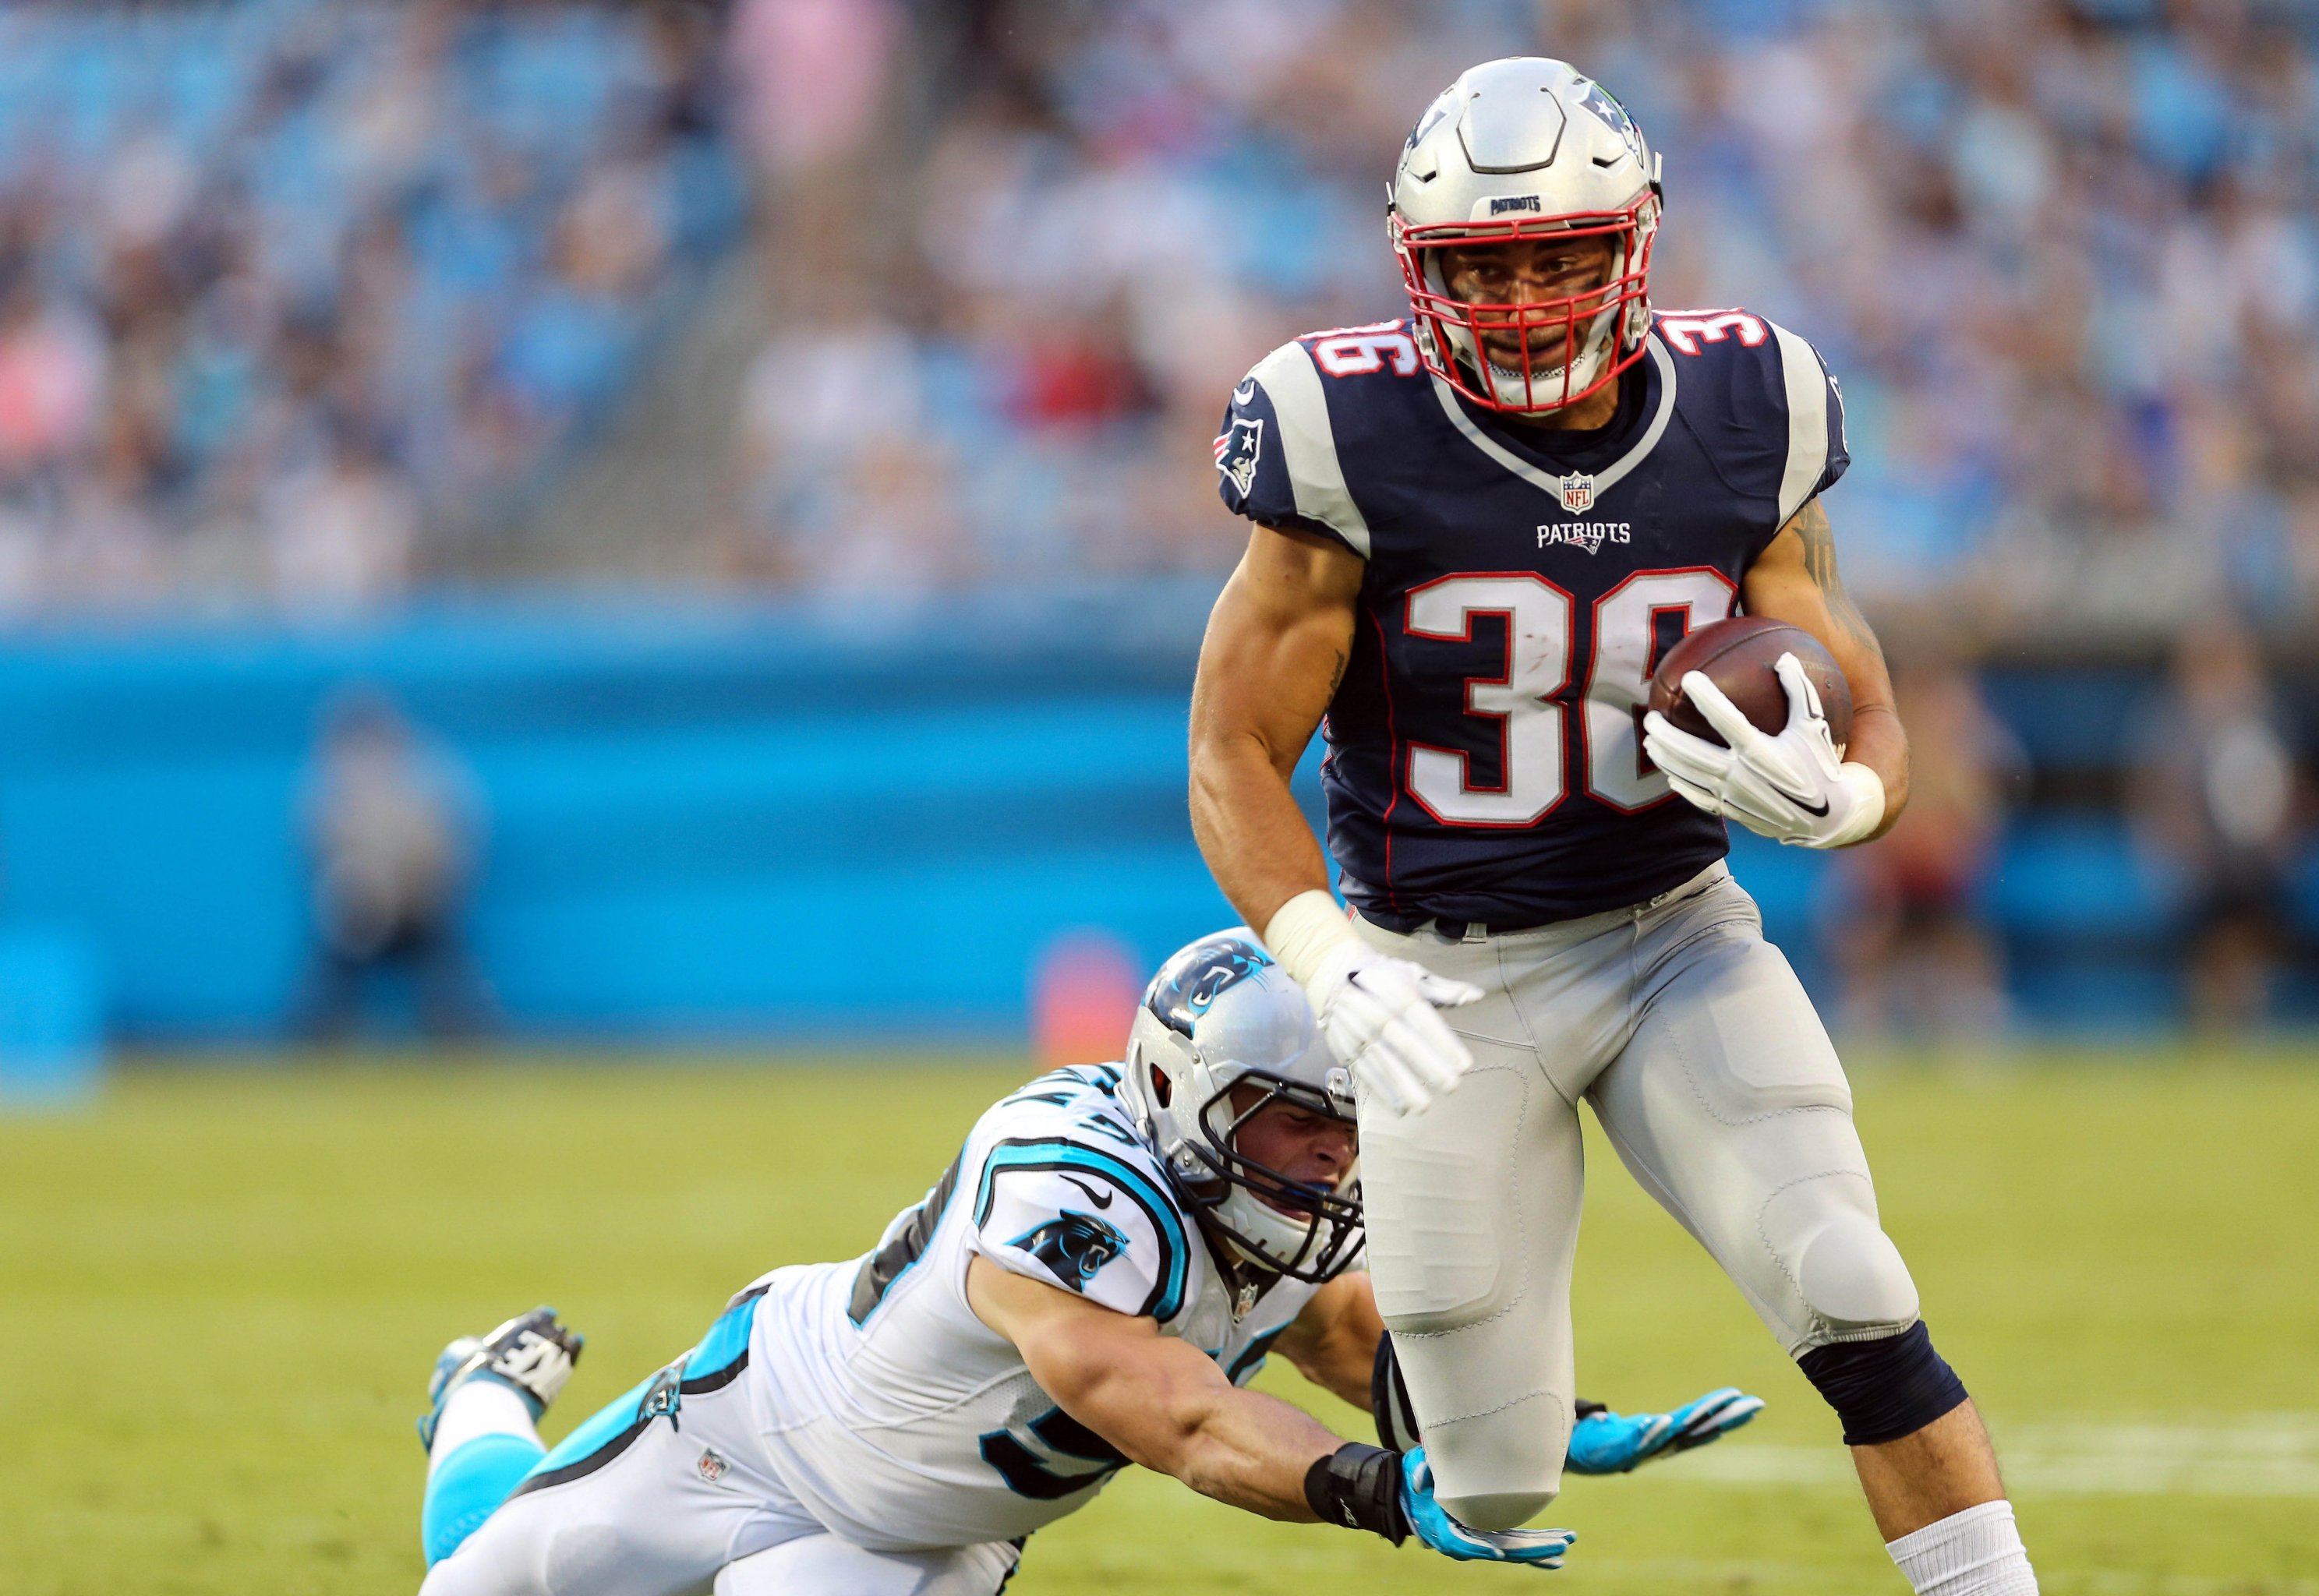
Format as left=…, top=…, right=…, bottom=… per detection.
left=1401, top=1449, right=1576, bottom=1569
left=1642, top=651, right=1884, bottom=849
left=1565, top=1387, right=1764, bottom=1474
left=1302, top=939, right=1483, bottom=1116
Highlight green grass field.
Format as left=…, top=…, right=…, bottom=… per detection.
left=3, top=1051, right=2316, bottom=1595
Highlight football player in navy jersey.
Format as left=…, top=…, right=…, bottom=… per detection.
left=1190, top=57, right=2039, bottom=1596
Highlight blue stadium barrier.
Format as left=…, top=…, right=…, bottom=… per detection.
left=0, top=925, right=105, bottom=1103
left=1988, top=817, right=2172, bottom=937
left=0, top=591, right=1247, bottom=1043
left=0, top=598, right=2297, bottom=1043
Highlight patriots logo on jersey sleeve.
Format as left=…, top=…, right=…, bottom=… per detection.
left=1214, top=416, right=1264, bottom=498
left=1011, top=1211, right=1132, bottom=1293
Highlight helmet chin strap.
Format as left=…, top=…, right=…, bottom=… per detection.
left=1176, top=1188, right=1285, bottom=1283
left=1214, top=1221, right=1282, bottom=1276
left=1482, top=307, right=1620, bottom=413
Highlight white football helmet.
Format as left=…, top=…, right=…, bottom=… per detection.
left=1118, top=930, right=1364, bottom=1283
left=1390, top=56, right=1663, bottom=415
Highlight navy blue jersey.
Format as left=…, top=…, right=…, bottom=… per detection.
left=1215, top=311, right=1848, bottom=928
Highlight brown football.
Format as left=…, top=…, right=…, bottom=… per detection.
left=1648, top=616, right=1853, bottom=748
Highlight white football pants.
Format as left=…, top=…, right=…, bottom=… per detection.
left=1355, top=862, right=1922, bottom=1530
left=417, top=1370, right=1020, bottom=1596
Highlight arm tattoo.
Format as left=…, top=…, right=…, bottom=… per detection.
left=1791, top=499, right=1883, bottom=660
left=1327, top=648, right=1348, bottom=699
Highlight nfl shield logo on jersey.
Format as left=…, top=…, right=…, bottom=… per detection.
left=1215, top=417, right=1264, bottom=498
left=1558, top=471, right=1596, bottom=514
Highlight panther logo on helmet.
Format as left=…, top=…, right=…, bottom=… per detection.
left=1146, top=938, right=1274, bottom=1037
left=1122, top=930, right=1366, bottom=1285
left=1010, top=1211, right=1131, bottom=1293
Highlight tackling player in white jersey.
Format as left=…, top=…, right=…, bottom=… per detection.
left=410, top=930, right=1761, bottom=1594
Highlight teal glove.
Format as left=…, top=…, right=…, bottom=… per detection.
left=1566, top=1387, right=1764, bottom=1474
left=1400, top=1448, right=1576, bottom=1569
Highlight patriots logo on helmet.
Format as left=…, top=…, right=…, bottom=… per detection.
left=1402, top=93, right=1453, bottom=154
left=1011, top=1211, right=1131, bottom=1292
left=1575, top=80, right=1645, bottom=162
left=1146, top=934, right=1272, bottom=1036
left=1214, top=417, right=1264, bottom=498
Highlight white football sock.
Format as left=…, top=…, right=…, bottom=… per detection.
left=1887, top=1500, right=2038, bottom=1595
left=426, top=1379, right=540, bottom=1477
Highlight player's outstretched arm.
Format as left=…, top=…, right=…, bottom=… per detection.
left=1190, top=524, right=1486, bottom=1117
left=969, top=1258, right=1575, bottom=1568
left=967, top=1254, right=1339, bottom=1521
left=1734, top=496, right=1910, bottom=839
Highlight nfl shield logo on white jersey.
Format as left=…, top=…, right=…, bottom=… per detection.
left=1558, top=471, right=1596, bottom=515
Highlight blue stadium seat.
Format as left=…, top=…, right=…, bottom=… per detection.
left=1978, top=671, right=2151, bottom=772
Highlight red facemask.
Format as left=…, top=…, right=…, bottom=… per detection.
left=1394, top=192, right=1658, bottom=415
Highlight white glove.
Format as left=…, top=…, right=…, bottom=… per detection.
left=1641, top=651, right=1885, bottom=849
left=1261, top=892, right=1483, bottom=1116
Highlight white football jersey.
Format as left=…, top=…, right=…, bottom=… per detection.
left=741, top=1065, right=1324, bottom=1551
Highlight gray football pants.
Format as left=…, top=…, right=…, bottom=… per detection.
left=1354, top=862, right=1921, bottom=1530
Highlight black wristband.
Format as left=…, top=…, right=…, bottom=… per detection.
left=1575, top=1398, right=1607, bottom=1421
left=1303, top=1442, right=1409, bottom=1545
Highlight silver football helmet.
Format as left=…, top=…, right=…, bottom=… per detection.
left=1118, top=930, right=1363, bottom=1283
left=1390, top=56, right=1663, bottom=415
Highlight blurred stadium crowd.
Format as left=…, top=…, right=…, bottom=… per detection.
left=0, top=0, right=741, bottom=615
left=2, top=0, right=2313, bottom=633
left=732, top=0, right=2319, bottom=634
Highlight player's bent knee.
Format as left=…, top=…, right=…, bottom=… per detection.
left=1421, top=1394, right=1568, bottom=1530
left=1795, top=1209, right=1921, bottom=1332
left=1796, top=1321, right=1969, bottom=1446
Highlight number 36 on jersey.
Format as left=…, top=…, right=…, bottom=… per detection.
left=1399, top=567, right=1734, bottom=824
